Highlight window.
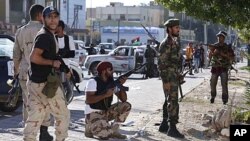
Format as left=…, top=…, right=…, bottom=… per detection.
left=108, top=14, right=111, bottom=20
left=120, top=14, right=125, bottom=21
left=10, top=0, right=22, bottom=11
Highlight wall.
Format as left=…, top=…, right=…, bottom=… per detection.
left=59, top=0, right=86, bottom=29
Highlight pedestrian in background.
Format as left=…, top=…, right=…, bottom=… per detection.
left=209, top=31, right=231, bottom=104
left=193, top=44, right=201, bottom=73
left=23, top=6, right=70, bottom=141
left=84, top=61, right=131, bottom=140
left=86, top=43, right=97, bottom=55
left=13, top=4, right=54, bottom=141
left=144, top=44, right=156, bottom=78
left=157, top=18, right=184, bottom=138
left=185, top=42, right=194, bottom=75
left=56, top=20, right=75, bottom=58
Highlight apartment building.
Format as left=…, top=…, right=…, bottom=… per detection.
left=0, top=0, right=87, bottom=41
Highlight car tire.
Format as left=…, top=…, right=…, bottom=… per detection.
left=0, top=100, right=22, bottom=112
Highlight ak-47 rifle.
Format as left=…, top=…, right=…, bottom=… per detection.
left=56, top=55, right=81, bottom=94
left=141, top=24, right=160, bottom=50
left=99, top=63, right=147, bottom=94
left=178, top=70, right=189, bottom=102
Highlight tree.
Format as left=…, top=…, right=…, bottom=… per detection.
left=156, top=0, right=250, bottom=40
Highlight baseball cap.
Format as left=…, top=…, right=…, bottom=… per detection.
left=43, top=6, right=59, bottom=17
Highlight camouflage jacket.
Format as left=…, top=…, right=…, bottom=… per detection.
left=158, top=35, right=182, bottom=70
left=210, top=42, right=231, bottom=68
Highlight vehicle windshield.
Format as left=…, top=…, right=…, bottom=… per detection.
left=0, top=38, right=14, bottom=57
left=100, top=44, right=113, bottom=50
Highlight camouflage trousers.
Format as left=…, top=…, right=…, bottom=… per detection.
left=85, top=102, right=131, bottom=139
left=23, top=80, right=70, bottom=141
left=210, top=71, right=228, bottom=102
left=19, top=80, right=51, bottom=126
left=160, top=69, right=179, bottom=124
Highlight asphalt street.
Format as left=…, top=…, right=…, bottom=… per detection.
left=1, top=63, right=244, bottom=140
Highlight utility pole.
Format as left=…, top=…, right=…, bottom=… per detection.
left=117, top=19, right=120, bottom=45
left=204, top=22, right=208, bottom=68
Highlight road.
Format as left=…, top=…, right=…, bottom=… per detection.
left=0, top=67, right=219, bottom=140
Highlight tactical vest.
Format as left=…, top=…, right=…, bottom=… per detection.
left=89, top=76, right=113, bottom=110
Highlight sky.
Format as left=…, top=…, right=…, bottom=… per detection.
left=86, top=0, right=153, bottom=8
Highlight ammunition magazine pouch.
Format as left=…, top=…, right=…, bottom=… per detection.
left=42, top=69, right=60, bottom=98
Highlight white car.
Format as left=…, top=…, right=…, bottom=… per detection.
left=97, top=42, right=116, bottom=54
left=84, top=45, right=159, bottom=76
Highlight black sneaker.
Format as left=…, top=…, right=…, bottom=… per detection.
left=210, top=97, right=215, bottom=103
left=167, top=125, right=184, bottom=138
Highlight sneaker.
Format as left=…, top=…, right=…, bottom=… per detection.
left=210, top=97, right=215, bottom=104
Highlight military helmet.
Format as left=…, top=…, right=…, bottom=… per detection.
left=164, top=18, right=179, bottom=27
left=216, top=31, right=227, bottom=37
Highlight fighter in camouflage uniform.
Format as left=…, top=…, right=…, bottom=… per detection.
left=13, top=4, right=53, bottom=141
left=84, top=61, right=131, bottom=140
left=23, top=6, right=70, bottom=141
left=209, top=31, right=231, bottom=104
left=157, top=18, right=184, bottom=138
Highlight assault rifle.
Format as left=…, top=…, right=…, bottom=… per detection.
left=178, top=70, right=189, bottom=102
left=56, top=55, right=81, bottom=94
left=141, top=24, right=160, bottom=50
left=99, top=63, right=147, bottom=94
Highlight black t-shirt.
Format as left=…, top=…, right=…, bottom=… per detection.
left=29, top=27, right=57, bottom=83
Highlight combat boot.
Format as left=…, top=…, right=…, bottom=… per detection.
left=167, top=123, right=184, bottom=138
left=159, top=120, right=169, bottom=132
left=39, top=125, right=53, bottom=141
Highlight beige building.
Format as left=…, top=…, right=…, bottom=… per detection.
left=89, top=2, right=165, bottom=27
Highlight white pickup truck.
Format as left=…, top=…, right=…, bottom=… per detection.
left=84, top=45, right=159, bottom=76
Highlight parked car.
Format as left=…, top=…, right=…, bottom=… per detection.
left=97, top=42, right=116, bottom=54
left=84, top=45, right=159, bottom=77
left=0, top=35, right=84, bottom=112
left=0, top=34, right=21, bottom=112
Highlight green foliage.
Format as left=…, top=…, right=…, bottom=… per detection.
left=156, top=0, right=250, bottom=39
left=233, top=108, right=250, bottom=123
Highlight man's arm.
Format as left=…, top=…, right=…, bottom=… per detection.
left=115, top=90, right=127, bottom=102
left=85, top=88, right=114, bottom=104
left=30, top=48, right=61, bottom=69
left=12, top=28, right=22, bottom=76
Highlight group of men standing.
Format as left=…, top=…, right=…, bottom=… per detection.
left=11, top=3, right=235, bottom=141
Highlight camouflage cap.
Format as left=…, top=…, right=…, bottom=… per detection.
left=164, top=18, right=179, bottom=27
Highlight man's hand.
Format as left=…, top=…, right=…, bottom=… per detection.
left=52, top=60, right=61, bottom=69
left=105, top=88, right=114, bottom=97
left=118, top=76, right=127, bottom=85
